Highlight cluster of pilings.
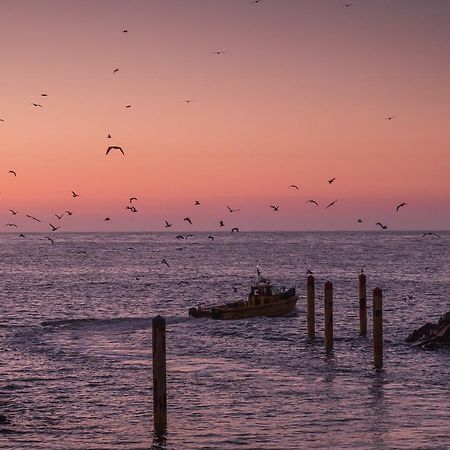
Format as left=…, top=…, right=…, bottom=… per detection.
left=151, top=273, right=384, bottom=434
left=307, top=274, right=383, bottom=368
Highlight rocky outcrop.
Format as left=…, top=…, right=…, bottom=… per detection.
left=406, top=312, right=450, bottom=348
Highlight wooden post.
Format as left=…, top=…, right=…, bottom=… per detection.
left=324, top=281, right=333, bottom=352
left=307, top=275, right=315, bottom=340
left=152, top=315, right=167, bottom=433
left=359, top=273, right=367, bottom=336
left=373, top=288, right=383, bottom=369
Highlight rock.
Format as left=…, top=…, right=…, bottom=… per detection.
left=406, top=311, right=450, bottom=348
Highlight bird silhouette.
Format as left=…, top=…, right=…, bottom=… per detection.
left=49, top=223, right=60, bottom=232
left=227, top=205, right=240, bottom=213
left=107, top=134, right=112, bottom=138
left=165, top=220, right=172, bottom=228
left=8, top=170, right=16, bottom=176
left=77, top=250, right=87, bottom=255
left=104, top=217, right=111, bottom=221
left=0, top=118, right=4, bottom=122
left=212, top=51, right=226, bottom=55
left=32, top=103, right=43, bottom=107
left=41, top=93, right=48, bottom=96
left=357, top=218, right=363, bottom=223
left=65, top=210, right=73, bottom=216
left=328, top=178, right=336, bottom=184
left=176, top=235, right=185, bottom=240
left=231, top=227, right=239, bottom=232
left=208, top=235, right=214, bottom=240
left=421, top=232, right=440, bottom=238
left=162, top=259, right=170, bottom=267
left=5, top=223, right=18, bottom=227
left=376, top=222, right=388, bottom=230
left=127, top=247, right=136, bottom=252
left=306, top=200, right=319, bottom=206
left=194, top=200, right=200, bottom=205
left=113, top=68, right=119, bottom=74
left=342, top=3, right=352, bottom=6
left=184, top=217, right=192, bottom=224
left=129, top=197, right=137, bottom=203
left=125, top=105, right=132, bottom=108
left=270, top=205, right=279, bottom=211
left=396, top=202, right=407, bottom=212
left=72, top=190, right=79, bottom=198
left=289, top=185, right=299, bottom=190
left=326, top=200, right=338, bottom=209
left=122, top=30, right=128, bottom=33
left=106, top=146, right=124, bottom=155
left=46, top=237, right=54, bottom=245
left=385, top=116, right=395, bottom=120
left=126, top=206, right=138, bottom=213
left=55, top=213, right=64, bottom=220
left=9, top=209, right=18, bottom=215
left=219, top=220, right=224, bottom=227
left=26, top=214, right=41, bottom=222
left=19, top=233, right=25, bottom=238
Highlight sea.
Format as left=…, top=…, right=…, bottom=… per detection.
left=1, top=231, right=449, bottom=450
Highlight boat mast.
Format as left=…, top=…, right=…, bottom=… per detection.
left=256, top=265, right=262, bottom=282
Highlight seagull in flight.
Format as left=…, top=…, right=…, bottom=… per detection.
left=227, top=205, right=240, bottom=213
left=5, top=223, right=18, bottom=227
left=9, top=209, right=18, bottom=215
left=8, top=170, right=16, bottom=176
left=104, top=217, right=111, bottom=221
left=32, top=103, right=43, bottom=107
left=49, top=223, right=60, bottom=232
left=208, top=235, right=214, bottom=240
left=376, top=222, right=388, bottom=230
left=219, top=220, right=224, bottom=227
left=194, top=200, right=200, bottom=205
left=306, top=200, right=319, bottom=206
left=126, top=206, right=138, bottom=213
left=396, top=202, right=407, bottom=212
left=270, top=205, right=279, bottom=211
left=46, top=237, right=54, bottom=245
left=289, top=185, right=299, bottom=190
left=122, top=30, right=128, bottom=33
left=55, top=213, right=64, bottom=220
left=251, top=0, right=263, bottom=3
left=26, top=214, right=41, bottom=222
left=72, top=190, right=79, bottom=198
left=184, top=217, right=192, bottom=224
left=161, top=258, right=170, bottom=267
left=65, top=210, right=73, bottom=216
left=165, top=220, right=172, bottom=228
left=357, top=218, right=363, bottom=223
left=385, top=116, right=395, bottom=120
left=342, top=3, right=352, bottom=6
left=41, top=93, right=48, bottom=96
left=328, top=178, right=336, bottom=184
left=106, top=146, right=124, bottom=155
left=129, top=197, right=137, bottom=203
left=326, top=200, right=338, bottom=209
left=231, top=227, right=239, bottom=233
left=421, top=232, right=440, bottom=238
left=212, top=51, right=226, bottom=55
left=113, top=68, right=119, bottom=74
left=107, top=134, right=112, bottom=138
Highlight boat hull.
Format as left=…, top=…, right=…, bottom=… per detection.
left=189, top=291, right=298, bottom=320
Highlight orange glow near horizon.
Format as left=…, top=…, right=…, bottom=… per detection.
left=1, top=0, right=449, bottom=231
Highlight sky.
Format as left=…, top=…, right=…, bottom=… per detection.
left=1, top=0, right=449, bottom=231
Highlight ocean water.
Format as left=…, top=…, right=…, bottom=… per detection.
left=0, top=231, right=449, bottom=450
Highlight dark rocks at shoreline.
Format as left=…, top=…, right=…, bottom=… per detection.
left=406, top=311, right=450, bottom=348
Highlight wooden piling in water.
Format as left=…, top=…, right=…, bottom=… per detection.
left=307, top=275, right=316, bottom=340
left=373, top=288, right=383, bottom=369
left=152, top=315, right=167, bottom=433
left=324, top=281, right=333, bottom=352
left=359, top=273, right=367, bottom=336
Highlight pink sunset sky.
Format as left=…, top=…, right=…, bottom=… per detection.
left=1, top=0, right=449, bottom=231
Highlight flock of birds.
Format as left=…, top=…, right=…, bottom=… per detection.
left=0, top=1, right=443, bottom=260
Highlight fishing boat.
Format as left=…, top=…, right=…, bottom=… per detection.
left=188, top=268, right=298, bottom=320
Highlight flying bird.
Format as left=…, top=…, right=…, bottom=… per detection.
left=49, top=223, right=60, bottom=232
left=212, top=51, right=226, bottom=55
left=289, top=185, right=299, bottom=190
left=231, top=227, right=239, bottom=233
left=251, top=0, right=263, bottom=4
left=31, top=103, right=43, bottom=107
left=113, top=68, right=119, bottom=74
left=176, top=235, right=185, bottom=240
left=19, top=233, right=25, bottom=238
left=8, top=170, right=16, bottom=176
left=385, top=116, right=395, bottom=120
left=65, top=210, right=73, bottom=215
left=107, top=134, right=112, bottom=138
left=127, top=247, right=136, bottom=252
left=122, top=30, right=128, bottom=33
left=270, top=205, right=279, bottom=211
left=328, top=178, right=336, bottom=184
left=77, top=250, right=87, bottom=255
left=165, top=220, right=172, bottom=228
left=207, top=235, right=214, bottom=240
left=357, top=219, right=363, bottom=223
left=104, top=217, right=111, bottom=221
left=194, top=200, right=200, bottom=205
left=342, top=3, right=352, bottom=6
left=306, top=200, right=319, bottom=206
left=106, top=146, right=124, bottom=155
left=129, top=197, right=137, bottom=203
left=126, top=206, right=138, bottom=213
left=326, top=200, right=338, bottom=209
left=26, top=214, right=41, bottom=222
left=41, top=93, right=48, bottom=96
left=161, top=258, right=170, bottom=267
left=72, top=190, right=79, bottom=198
left=184, top=217, right=192, bottom=224
left=9, top=209, right=18, bottom=215
left=125, top=105, right=132, bottom=108
left=421, top=232, right=440, bottom=238
left=0, top=118, right=4, bottom=122
left=376, top=222, right=388, bottom=230
left=396, top=202, right=407, bottom=212
left=46, top=237, right=54, bottom=245
left=227, top=205, right=240, bottom=213
left=55, top=213, right=64, bottom=220
left=219, top=220, right=224, bottom=227
left=5, top=223, right=18, bottom=227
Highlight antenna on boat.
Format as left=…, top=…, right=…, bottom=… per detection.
left=256, top=265, right=261, bottom=281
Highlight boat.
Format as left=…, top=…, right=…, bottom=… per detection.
left=188, top=268, right=298, bottom=320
